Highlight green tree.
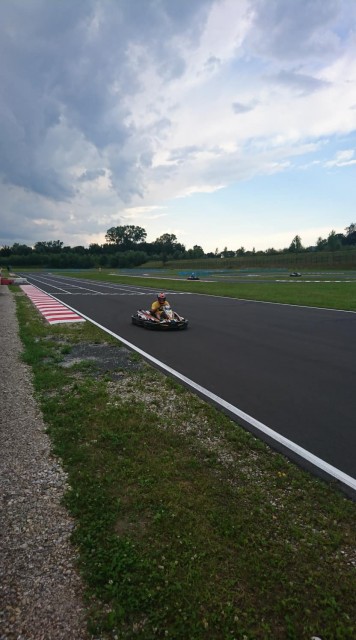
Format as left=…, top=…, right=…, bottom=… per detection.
left=222, top=247, right=235, bottom=258
left=186, top=245, right=205, bottom=258
left=11, top=243, right=32, bottom=255
left=344, top=223, right=356, bottom=245
left=89, top=243, right=103, bottom=254
left=154, top=233, right=185, bottom=257
left=71, top=245, right=87, bottom=254
left=327, top=230, right=342, bottom=251
left=345, top=222, right=356, bottom=236
left=288, top=235, right=304, bottom=252
left=0, top=245, right=12, bottom=257
left=155, top=233, right=177, bottom=247
left=315, top=236, right=327, bottom=251
left=34, top=240, right=63, bottom=253
left=105, top=225, right=147, bottom=247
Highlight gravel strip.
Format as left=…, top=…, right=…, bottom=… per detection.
left=0, top=287, right=90, bottom=640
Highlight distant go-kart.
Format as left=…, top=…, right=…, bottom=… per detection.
left=187, top=273, right=200, bottom=280
left=290, top=272, right=302, bottom=277
left=132, top=306, right=188, bottom=330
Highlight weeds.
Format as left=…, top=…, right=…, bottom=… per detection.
left=14, top=290, right=356, bottom=639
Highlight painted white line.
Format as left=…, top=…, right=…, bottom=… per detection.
left=191, top=292, right=356, bottom=314
left=275, top=279, right=354, bottom=283
left=27, top=286, right=356, bottom=493
left=26, top=276, right=106, bottom=295
left=64, top=274, right=354, bottom=313
left=23, top=274, right=189, bottom=296
left=90, top=325, right=356, bottom=489
left=36, top=275, right=356, bottom=314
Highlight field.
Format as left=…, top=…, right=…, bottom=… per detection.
left=45, top=267, right=356, bottom=312
left=11, top=272, right=356, bottom=639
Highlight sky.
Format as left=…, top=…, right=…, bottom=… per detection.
left=0, top=0, right=356, bottom=253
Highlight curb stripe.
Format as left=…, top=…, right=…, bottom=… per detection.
left=20, top=283, right=356, bottom=493
left=20, top=285, right=85, bottom=324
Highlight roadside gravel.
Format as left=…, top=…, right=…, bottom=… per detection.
left=0, top=287, right=90, bottom=640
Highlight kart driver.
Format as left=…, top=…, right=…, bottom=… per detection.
left=151, top=292, right=170, bottom=320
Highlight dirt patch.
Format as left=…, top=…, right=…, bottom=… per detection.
left=60, top=343, right=144, bottom=379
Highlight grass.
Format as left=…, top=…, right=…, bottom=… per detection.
left=12, top=286, right=356, bottom=639
left=41, top=269, right=356, bottom=312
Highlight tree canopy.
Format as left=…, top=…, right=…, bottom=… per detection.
left=1, top=222, right=356, bottom=269
left=105, top=225, right=147, bottom=246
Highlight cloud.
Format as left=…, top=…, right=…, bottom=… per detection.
left=121, top=205, right=168, bottom=221
left=78, top=169, right=106, bottom=182
left=168, top=146, right=201, bottom=163
left=232, top=101, right=255, bottom=114
left=248, top=0, right=342, bottom=61
left=324, top=149, right=356, bottom=167
left=204, top=56, right=221, bottom=73
left=0, top=0, right=212, bottom=205
left=0, top=0, right=355, bottom=250
left=269, top=70, right=330, bottom=95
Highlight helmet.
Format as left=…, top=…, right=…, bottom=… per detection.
left=157, top=292, right=166, bottom=303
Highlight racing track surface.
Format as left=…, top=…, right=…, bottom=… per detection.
left=21, top=273, right=356, bottom=495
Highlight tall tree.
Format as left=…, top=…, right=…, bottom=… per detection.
left=327, top=230, right=342, bottom=251
left=155, top=233, right=177, bottom=247
left=316, top=236, right=327, bottom=251
left=288, top=235, right=304, bottom=252
left=344, top=223, right=356, bottom=245
left=186, top=245, right=205, bottom=258
left=105, top=225, right=147, bottom=246
left=345, top=223, right=356, bottom=236
left=89, top=243, right=103, bottom=254
left=34, top=240, right=63, bottom=253
left=154, top=233, right=185, bottom=255
left=0, top=245, right=12, bottom=256
left=11, top=243, right=32, bottom=255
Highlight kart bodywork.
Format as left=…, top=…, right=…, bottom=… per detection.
left=132, top=306, right=188, bottom=330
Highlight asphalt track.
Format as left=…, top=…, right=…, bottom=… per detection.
left=21, top=273, right=356, bottom=496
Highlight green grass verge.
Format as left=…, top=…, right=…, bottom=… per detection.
left=13, top=288, right=356, bottom=639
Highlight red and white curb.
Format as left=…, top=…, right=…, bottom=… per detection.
left=20, top=285, right=85, bottom=324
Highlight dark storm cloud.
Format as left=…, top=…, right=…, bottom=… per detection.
left=0, top=0, right=213, bottom=204
left=249, top=0, right=341, bottom=60
left=204, top=56, right=221, bottom=73
left=78, top=169, right=106, bottom=182
left=0, top=0, right=92, bottom=199
left=270, top=70, right=330, bottom=95
left=232, top=102, right=255, bottom=114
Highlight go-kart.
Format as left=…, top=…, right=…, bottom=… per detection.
left=290, top=272, right=302, bottom=277
left=187, top=273, right=200, bottom=280
left=132, top=305, right=188, bottom=330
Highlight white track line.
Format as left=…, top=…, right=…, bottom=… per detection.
left=27, top=286, right=356, bottom=494
left=190, top=292, right=356, bottom=314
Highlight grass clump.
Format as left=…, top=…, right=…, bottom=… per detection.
left=14, top=290, right=356, bottom=639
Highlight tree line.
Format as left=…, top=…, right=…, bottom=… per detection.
left=1, top=223, right=355, bottom=268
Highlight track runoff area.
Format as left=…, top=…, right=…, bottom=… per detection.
left=21, top=273, right=356, bottom=498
